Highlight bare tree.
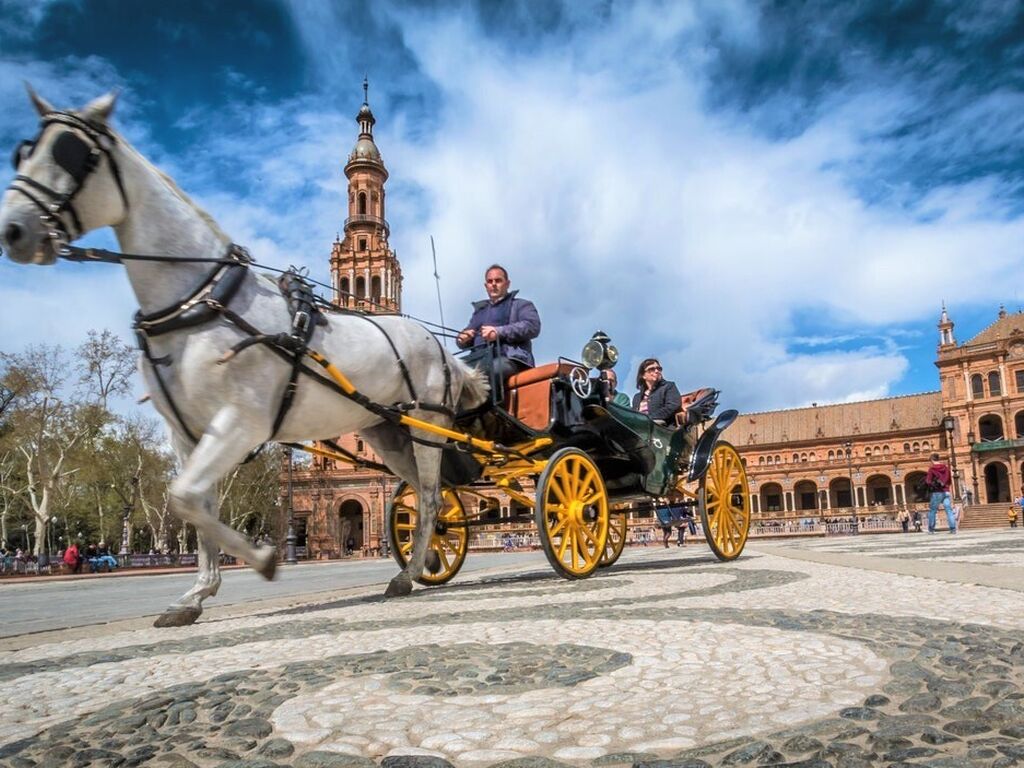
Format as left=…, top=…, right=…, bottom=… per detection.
left=3, top=346, right=97, bottom=555
left=76, top=329, right=136, bottom=409
left=0, top=451, right=27, bottom=547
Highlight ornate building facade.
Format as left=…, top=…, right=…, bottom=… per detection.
left=726, top=305, right=1024, bottom=523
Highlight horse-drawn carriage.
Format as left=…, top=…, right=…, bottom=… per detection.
left=308, top=332, right=752, bottom=585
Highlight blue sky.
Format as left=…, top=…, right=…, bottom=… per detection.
left=1, top=0, right=1022, bottom=413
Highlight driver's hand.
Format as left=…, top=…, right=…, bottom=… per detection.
left=456, top=328, right=476, bottom=346
left=480, top=325, right=499, bottom=342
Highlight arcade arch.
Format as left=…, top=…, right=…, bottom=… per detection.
left=338, top=498, right=365, bottom=554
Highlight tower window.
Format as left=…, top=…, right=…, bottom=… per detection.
left=340, top=277, right=350, bottom=296
left=358, top=237, right=367, bottom=251
left=1016, top=370, right=1024, bottom=393
left=355, top=276, right=366, bottom=298
left=971, top=374, right=984, bottom=398
left=358, top=192, right=367, bottom=215
left=371, top=275, right=382, bottom=300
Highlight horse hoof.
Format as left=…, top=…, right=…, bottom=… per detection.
left=153, top=606, right=201, bottom=627
left=425, top=550, right=441, bottom=574
left=255, top=546, right=277, bottom=581
left=385, top=573, right=412, bottom=598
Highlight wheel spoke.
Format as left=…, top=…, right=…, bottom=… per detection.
left=548, top=515, right=568, bottom=539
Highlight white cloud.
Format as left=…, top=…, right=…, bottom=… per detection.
left=2, top=0, right=1022, bottom=418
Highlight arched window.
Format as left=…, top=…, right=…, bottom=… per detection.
left=865, top=447, right=872, bottom=458
left=800, top=453, right=808, bottom=462
left=971, top=374, right=984, bottom=398
left=793, top=453, right=799, bottom=463
left=809, top=452, right=816, bottom=462
left=775, top=455, right=781, bottom=464
left=759, top=456, right=765, bottom=465
left=371, top=275, right=382, bottom=300
left=828, top=450, right=835, bottom=462
left=922, top=440, right=931, bottom=451
left=1015, top=411, right=1024, bottom=439
left=340, top=276, right=350, bottom=297
left=356, top=439, right=364, bottom=453
left=912, top=441, right=920, bottom=451
left=979, top=414, right=1005, bottom=442
left=766, top=456, right=773, bottom=465
left=988, top=371, right=1002, bottom=396
left=358, top=192, right=367, bottom=215
left=903, top=442, right=910, bottom=452
left=355, top=276, right=366, bottom=298
left=882, top=445, right=890, bottom=456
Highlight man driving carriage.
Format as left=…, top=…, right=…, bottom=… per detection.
left=456, top=264, right=541, bottom=381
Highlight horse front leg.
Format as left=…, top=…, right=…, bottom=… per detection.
left=154, top=496, right=223, bottom=627
left=154, top=410, right=277, bottom=628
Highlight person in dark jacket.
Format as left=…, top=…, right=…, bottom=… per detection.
left=456, top=264, right=541, bottom=380
left=924, top=452, right=956, bottom=534
left=631, top=358, right=681, bottom=424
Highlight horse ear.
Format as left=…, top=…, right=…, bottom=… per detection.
left=81, top=90, right=119, bottom=123
left=25, top=82, right=55, bottom=116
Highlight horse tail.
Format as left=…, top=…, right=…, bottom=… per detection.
left=453, top=357, right=490, bottom=411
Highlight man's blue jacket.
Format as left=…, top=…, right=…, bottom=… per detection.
left=458, top=290, right=541, bottom=368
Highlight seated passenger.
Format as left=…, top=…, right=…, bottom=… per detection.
left=605, top=369, right=632, bottom=407
left=632, top=358, right=681, bottom=425
left=456, top=264, right=541, bottom=381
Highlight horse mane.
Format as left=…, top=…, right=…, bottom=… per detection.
left=106, top=124, right=232, bottom=243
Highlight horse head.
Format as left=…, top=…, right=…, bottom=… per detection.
left=0, top=85, right=126, bottom=265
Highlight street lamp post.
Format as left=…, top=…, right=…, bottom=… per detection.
left=844, top=441, right=859, bottom=534
left=967, top=429, right=979, bottom=503
left=285, top=446, right=298, bottom=565
left=942, top=414, right=960, bottom=502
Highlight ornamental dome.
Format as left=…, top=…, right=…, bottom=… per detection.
left=350, top=137, right=381, bottom=162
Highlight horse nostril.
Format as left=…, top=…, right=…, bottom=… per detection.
left=4, top=222, right=23, bottom=245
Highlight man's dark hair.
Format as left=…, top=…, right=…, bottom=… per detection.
left=930, top=452, right=941, bottom=462
left=485, top=264, right=509, bottom=280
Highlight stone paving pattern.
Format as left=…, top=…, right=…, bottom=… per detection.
left=1, top=529, right=1022, bottom=767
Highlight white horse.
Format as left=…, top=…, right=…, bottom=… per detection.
left=0, top=88, right=488, bottom=626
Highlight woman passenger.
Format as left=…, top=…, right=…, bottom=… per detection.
left=632, top=358, right=682, bottom=425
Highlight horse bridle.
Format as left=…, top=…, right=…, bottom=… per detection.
left=8, top=110, right=130, bottom=253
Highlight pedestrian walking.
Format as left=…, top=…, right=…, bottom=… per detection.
left=1009, top=506, right=1018, bottom=528
left=924, top=453, right=957, bottom=534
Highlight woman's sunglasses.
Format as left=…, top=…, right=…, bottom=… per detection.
left=644, top=366, right=662, bottom=373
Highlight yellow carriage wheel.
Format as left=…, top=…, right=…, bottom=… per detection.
left=598, top=513, right=628, bottom=568
left=535, top=448, right=609, bottom=579
left=387, top=482, right=468, bottom=585
left=698, top=441, right=751, bottom=561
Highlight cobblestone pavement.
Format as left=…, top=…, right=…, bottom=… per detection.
left=1, top=529, right=1022, bottom=767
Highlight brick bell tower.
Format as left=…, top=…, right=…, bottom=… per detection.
left=293, top=82, right=403, bottom=563
left=330, top=79, right=402, bottom=312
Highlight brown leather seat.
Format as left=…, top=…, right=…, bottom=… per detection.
left=675, top=387, right=716, bottom=428
left=506, top=362, right=576, bottom=430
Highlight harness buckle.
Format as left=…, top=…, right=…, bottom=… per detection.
left=294, top=310, right=310, bottom=334
left=206, top=298, right=224, bottom=311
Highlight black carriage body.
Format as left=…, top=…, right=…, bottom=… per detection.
left=451, top=359, right=733, bottom=501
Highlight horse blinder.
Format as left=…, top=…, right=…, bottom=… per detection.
left=51, top=131, right=99, bottom=183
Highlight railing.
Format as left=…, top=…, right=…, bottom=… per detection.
left=972, top=438, right=1024, bottom=452
left=344, top=214, right=389, bottom=234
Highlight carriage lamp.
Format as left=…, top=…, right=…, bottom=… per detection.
left=581, top=331, right=619, bottom=371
